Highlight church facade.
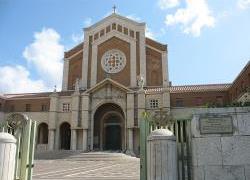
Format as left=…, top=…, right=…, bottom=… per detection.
left=0, top=13, right=249, bottom=155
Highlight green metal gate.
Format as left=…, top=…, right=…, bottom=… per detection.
left=0, top=113, right=37, bottom=180
left=139, top=111, right=192, bottom=180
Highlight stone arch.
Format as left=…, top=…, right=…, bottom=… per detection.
left=93, top=103, right=125, bottom=151
left=37, top=123, right=48, bottom=144
left=60, top=122, right=71, bottom=150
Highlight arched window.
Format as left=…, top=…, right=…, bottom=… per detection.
left=37, top=123, right=48, bottom=144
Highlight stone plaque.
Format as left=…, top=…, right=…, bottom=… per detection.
left=200, top=116, right=233, bottom=134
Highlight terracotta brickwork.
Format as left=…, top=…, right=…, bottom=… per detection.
left=97, top=37, right=130, bottom=86
left=4, top=98, right=50, bottom=112
left=229, top=62, right=250, bottom=102
left=146, top=38, right=167, bottom=51
left=170, top=91, right=229, bottom=107
left=64, top=42, right=84, bottom=58
left=146, top=47, right=163, bottom=86
left=68, top=52, right=83, bottom=90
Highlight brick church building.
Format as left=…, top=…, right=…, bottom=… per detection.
left=0, top=12, right=249, bottom=155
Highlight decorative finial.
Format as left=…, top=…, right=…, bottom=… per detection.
left=112, top=5, right=117, bottom=14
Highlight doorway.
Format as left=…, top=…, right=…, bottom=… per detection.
left=60, top=122, right=71, bottom=150
left=105, top=125, right=121, bottom=150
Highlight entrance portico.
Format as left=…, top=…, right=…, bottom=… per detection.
left=93, top=103, right=125, bottom=151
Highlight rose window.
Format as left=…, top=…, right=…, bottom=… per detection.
left=101, top=49, right=126, bottom=74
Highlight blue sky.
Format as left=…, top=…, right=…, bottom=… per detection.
left=0, top=0, right=250, bottom=93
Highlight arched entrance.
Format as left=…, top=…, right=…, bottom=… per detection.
left=94, top=103, right=124, bottom=151
left=37, top=123, right=48, bottom=144
left=60, top=122, right=71, bottom=150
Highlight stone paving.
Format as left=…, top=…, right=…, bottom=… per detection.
left=33, top=152, right=140, bottom=180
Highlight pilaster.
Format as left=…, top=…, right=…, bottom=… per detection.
left=162, top=51, right=169, bottom=87
left=130, top=41, right=137, bottom=87
left=127, top=92, right=135, bottom=128
left=82, top=32, right=90, bottom=89
left=62, top=58, right=69, bottom=91
left=137, top=90, right=146, bottom=124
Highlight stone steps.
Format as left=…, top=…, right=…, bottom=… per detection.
left=35, top=151, right=137, bottom=161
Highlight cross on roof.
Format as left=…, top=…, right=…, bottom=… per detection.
left=112, top=5, right=117, bottom=14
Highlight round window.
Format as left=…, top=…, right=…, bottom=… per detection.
left=101, top=49, right=126, bottom=74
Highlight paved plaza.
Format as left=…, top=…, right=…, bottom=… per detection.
left=33, top=152, right=140, bottom=180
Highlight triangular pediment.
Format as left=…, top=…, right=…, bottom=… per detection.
left=86, top=78, right=133, bottom=94
left=84, top=13, right=145, bottom=32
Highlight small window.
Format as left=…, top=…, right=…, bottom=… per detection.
left=112, top=23, right=116, bottom=30
left=25, top=104, right=31, bottom=112
left=62, top=103, right=70, bottom=112
left=106, top=25, right=111, bottom=33
left=149, top=99, right=159, bottom=109
left=41, top=104, right=48, bottom=112
left=176, top=98, right=184, bottom=107
left=94, top=33, right=99, bottom=40
left=100, top=29, right=105, bottom=37
left=117, top=24, right=122, bottom=32
left=129, top=30, right=134, bottom=38
left=124, top=27, right=128, bottom=35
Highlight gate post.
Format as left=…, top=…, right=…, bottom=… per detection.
left=147, top=128, right=177, bottom=180
left=0, top=132, right=17, bottom=180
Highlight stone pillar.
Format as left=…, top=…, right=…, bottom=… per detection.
left=48, top=129, right=55, bottom=150
left=139, top=26, right=146, bottom=85
left=162, top=88, right=170, bottom=110
left=82, top=129, right=88, bottom=151
left=81, top=93, right=89, bottom=150
left=90, top=44, right=97, bottom=87
left=147, top=129, right=177, bottom=180
left=126, top=128, right=135, bottom=156
left=62, top=58, right=69, bottom=91
left=137, top=90, right=146, bottom=124
left=71, top=91, right=80, bottom=128
left=71, top=129, right=77, bottom=150
left=162, top=51, right=169, bottom=87
left=48, top=92, right=58, bottom=150
left=82, top=31, right=90, bottom=89
left=130, top=41, right=137, bottom=87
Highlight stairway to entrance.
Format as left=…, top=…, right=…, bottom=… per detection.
left=33, top=151, right=140, bottom=180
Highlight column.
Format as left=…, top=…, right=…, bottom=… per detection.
left=130, top=41, right=137, bottom=87
left=90, top=44, right=97, bottom=87
left=71, top=91, right=80, bottom=127
left=48, top=92, right=58, bottom=150
left=71, top=129, right=77, bottom=150
left=139, top=28, right=147, bottom=85
left=162, top=51, right=169, bottom=87
left=62, top=58, right=69, bottom=91
left=127, top=128, right=134, bottom=154
left=137, top=90, right=146, bottom=124
left=81, top=93, right=89, bottom=150
left=82, top=31, right=89, bottom=89
left=82, top=129, right=88, bottom=151
left=48, top=129, right=55, bottom=150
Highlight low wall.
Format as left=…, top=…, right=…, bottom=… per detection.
left=190, top=107, right=250, bottom=180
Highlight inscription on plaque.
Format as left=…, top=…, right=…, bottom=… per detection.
left=200, top=116, right=233, bottom=134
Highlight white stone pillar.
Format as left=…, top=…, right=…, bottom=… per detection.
left=81, top=93, right=89, bottom=150
left=82, top=129, right=88, bottom=151
left=162, top=88, right=170, bottom=110
left=139, top=28, right=147, bottom=85
left=48, top=129, right=55, bottom=150
left=126, top=128, right=134, bottom=156
left=162, top=51, right=169, bottom=87
left=127, top=92, right=134, bottom=128
left=48, top=92, right=58, bottom=150
left=137, top=90, right=146, bottom=124
left=147, top=129, right=177, bottom=180
left=82, top=31, right=90, bottom=89
left=71, top=92, right=80, bottom=128
left=62, top=58, right=69, bottom=91
left=90, top=44, right=97, bottom=87
left=130, top=41, right=137, bottom=87
left=71, top=129, right=77, bottom=150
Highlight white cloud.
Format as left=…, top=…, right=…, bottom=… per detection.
left=83, top=17, right=93, bottom=27
left=145, top=27, right=156, bottom=40
left=238, top=0, right=250, bottom=9
left=71, top=33, right=84, bottom=44
left=165, top=0, right=215, bottom=37
left=0, top=65, right=47, bottom=93
left=126, top=14, right=142, bottom=22
left=158, top=0, right=180, bottom=9
left=23, top=28, right=64, bottom=89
